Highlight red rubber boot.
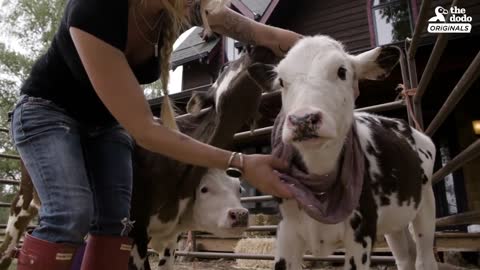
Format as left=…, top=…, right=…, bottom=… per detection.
left=17, top=233, right=77, bottom=270
left=80, top=235, right=133, bottom=270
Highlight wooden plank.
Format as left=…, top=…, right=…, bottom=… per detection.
left=436, top=210, right=480, bottom=227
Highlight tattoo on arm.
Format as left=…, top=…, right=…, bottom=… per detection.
left=214, top=11, right=257, bottom=45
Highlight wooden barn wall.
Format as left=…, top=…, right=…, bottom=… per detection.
left=181, top=61, right=214, bottom=91
left=281, top=0, right=371, bottom=52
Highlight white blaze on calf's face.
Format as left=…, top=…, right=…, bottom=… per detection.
left=193, top=169, right=248, bottom=237
left=276, top=36, right=356, bottom=147
left=276, top=35, right=400, bottom=149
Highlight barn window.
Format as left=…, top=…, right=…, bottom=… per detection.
left=371, top=0, right=414, bottom=45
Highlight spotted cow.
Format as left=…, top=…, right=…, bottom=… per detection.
left=0, top=46, right=278, bottom=270
left=251, top=36, right=438, bottom=270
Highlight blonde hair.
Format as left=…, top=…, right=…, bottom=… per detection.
left=155, top=0, right=225, bottom=130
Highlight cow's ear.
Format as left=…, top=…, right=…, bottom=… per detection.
left=351, top=46, right=400, bottom=80
left=186, top=92, right=213, bottom=114
left=247, top=63, right=277, bottom=92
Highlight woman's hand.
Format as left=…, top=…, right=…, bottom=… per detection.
left=241, top=154, right=292, bottom=199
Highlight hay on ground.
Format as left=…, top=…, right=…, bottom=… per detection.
left=234, top=238, right=275, bottom=269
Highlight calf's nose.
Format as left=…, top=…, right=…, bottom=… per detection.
left=228, top=208, right=249, bottom=227
left=287, top=111, right=322, bottom=128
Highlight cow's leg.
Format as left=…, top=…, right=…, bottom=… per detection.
left=344, top=210, right=376, bottom=270
left=129, top=227, right=151, bottom=270
left=275, top=220, right=305, bottom=270
left=0, top=162, right=39, bottom=270
left=385, top=228, right=416, bottom=270
left=157, top=237, right=177, bottom=270
left=343, top=230, right=372, bottom=270
left=410, top=187, right=438, bottom=270
left=275, top=201, right=306, bottom=270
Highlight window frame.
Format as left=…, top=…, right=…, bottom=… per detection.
left=367, top=0, right=419, bottom=47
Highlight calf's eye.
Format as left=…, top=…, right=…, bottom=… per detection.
left=201, top=187, right=208, bottom=193
left=279, top=78, right=284, bottom=88
left=337, top=67, right=347, bottom=80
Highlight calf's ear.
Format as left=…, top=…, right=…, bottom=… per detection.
left=351, top=46, right=400, bottom=80
left=247, top=63, right=277, bottom=92
left=186, top=91, right=214, bottom=114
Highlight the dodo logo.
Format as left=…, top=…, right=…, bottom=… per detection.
left=428, top=6, right=472, bottom=33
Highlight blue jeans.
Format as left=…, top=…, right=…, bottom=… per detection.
left=11, top=95, right=134, bottom=245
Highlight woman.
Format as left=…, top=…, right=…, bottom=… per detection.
left=10, top=0, right=301, bottom=269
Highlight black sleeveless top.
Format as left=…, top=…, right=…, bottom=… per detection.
left=20, top=0, right=202, bottom=125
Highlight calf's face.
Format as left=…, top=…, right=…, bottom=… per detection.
left=192, top=169, right=248, bottom=237
left=273, top=36, right=400, bottom=149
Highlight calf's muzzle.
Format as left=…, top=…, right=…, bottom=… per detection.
left=228, top=208, right=249, bottom=227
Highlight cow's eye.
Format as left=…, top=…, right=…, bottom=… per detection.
left=279, top=78, right=284, bottom=88
left=337, top=67, right=347, bottom=80
left=201, top=187, right=208, bottom=193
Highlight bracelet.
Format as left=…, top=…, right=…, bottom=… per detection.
left=226, top=152, right=244, bottom=178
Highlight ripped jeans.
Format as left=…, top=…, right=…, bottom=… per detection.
left=11, top=95, right=134, bottom=244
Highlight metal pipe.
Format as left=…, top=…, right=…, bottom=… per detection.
left=426, top=50, right=480, bottom=136
left=432, top=139, right=480, bottom=184
left=241, top=195, right=275, bottom=203
left=234, top=100, right=405, bottom=142
left=0, top=203, right=11, bottom=208
left=234, top=127, right=272, bottom=141
left=413, top=33, right=449, bottom=123
left=0, top=153, right=20, bottom=160
left=0, top=179, right=20, bottom=185
left=175, top=251, right=395, bottom=263
left=407, top=48, right=420, bottom=127
left=399, top=48, right=411, bottom=91
left=355, top=100, right=405, bottom=113
left=246, top=225, right=277, bottom=232
left=408, top=0, right=432, bottom=59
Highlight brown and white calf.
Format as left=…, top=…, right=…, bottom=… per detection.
left=252, top=36, right=438, bottom=270
left=0, top=47, right=278, bottom=270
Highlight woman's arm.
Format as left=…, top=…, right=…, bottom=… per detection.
left=69, top=27, right=291, bottom=198
left=207, top=7, right=302, bottom=56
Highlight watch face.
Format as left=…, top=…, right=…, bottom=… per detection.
left=226, top=168, right=242, bottom=178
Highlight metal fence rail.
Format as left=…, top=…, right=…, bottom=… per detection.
left=175, top=251, right=395, bottom=263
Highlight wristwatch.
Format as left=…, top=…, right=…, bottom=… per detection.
left=226, top=152, right=244, bottom=178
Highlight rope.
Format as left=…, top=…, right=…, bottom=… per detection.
left=398, top=85, right=423, bottom=132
